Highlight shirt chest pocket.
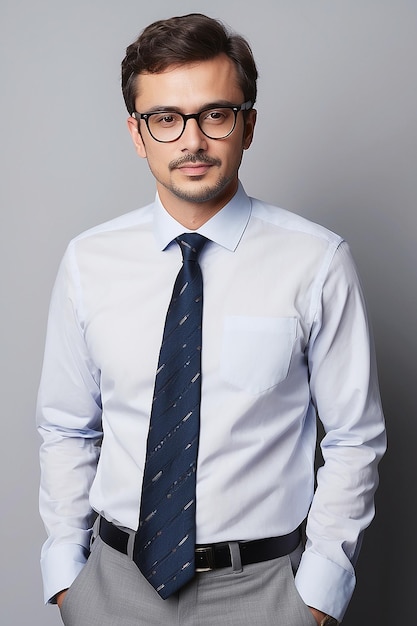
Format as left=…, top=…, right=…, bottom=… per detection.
left=220, top=316, right=297, bottom=395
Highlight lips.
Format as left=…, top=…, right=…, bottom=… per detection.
left=177, top=164, right=212, bottom=176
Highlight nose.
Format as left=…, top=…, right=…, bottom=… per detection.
left=179, top=117, right=208, bottom=153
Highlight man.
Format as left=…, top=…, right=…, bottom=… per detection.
left=37, top=13, right=386, bottom=626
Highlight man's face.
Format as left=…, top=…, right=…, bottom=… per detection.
left=127, top=54, right=256, bottom=220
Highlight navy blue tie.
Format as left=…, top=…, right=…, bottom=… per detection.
left=134, top=233, right=207, bottom=599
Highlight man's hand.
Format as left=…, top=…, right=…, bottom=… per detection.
left=56, top=589, right=68, bottom=609
left=308, top=606, right=326, bottom=625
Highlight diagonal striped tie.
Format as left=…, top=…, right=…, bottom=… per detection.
left=134, top=232, right=207, bottom=599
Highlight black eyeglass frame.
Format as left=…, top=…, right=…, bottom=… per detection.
left=132, top=100, right=253, bottom=143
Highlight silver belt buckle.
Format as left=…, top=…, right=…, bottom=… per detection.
left=195, top=546, right=215, bottom=572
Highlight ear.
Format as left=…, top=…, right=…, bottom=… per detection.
left=127, top=116, right=147, bottom=158
left=243, top=108, right=257, bottom=150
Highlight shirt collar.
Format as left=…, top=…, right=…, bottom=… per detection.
left=153, top=181, right=251, bottom=252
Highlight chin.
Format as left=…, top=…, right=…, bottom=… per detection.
left=169, top=177, right=234, bottom=204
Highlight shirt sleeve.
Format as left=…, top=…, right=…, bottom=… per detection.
left=294, top=241, right=386, bottom=622
left=36, top=244, right=103, bottom=604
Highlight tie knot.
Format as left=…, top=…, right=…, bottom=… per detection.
left=176, top=233, right=207, bottom=262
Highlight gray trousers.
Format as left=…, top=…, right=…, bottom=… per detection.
left=59, top=536, right=317, bottom=626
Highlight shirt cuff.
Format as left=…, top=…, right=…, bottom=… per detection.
left=41, top=543, right=89, bottom=604
left=294, top=550, right=356, bottom=622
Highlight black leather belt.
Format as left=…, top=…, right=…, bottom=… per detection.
left=98, top=517, right=301, bottom=572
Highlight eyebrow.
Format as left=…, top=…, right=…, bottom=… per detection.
left=140, top=100, right=239, bottom=114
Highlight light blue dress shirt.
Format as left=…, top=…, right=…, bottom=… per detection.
left=37, top=183, right=386, bottom=621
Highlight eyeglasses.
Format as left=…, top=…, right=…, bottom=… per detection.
left=132, top=101, right=253, bottom=143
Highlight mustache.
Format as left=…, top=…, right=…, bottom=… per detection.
left=169, top=154, right=221, bottom=170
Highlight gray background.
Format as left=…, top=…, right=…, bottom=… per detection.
left=1, top=1, right=416, bottom=624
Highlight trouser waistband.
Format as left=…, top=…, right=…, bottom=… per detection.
left=98, top=517, right=301, bottom=572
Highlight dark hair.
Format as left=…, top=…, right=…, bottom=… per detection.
left=121, top=13, right=258, bottom=114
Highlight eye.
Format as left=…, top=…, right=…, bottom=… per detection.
left=152, top=113, right=181, bottom=127
left=203, top=109, right=229, bottom=124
